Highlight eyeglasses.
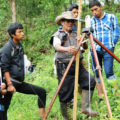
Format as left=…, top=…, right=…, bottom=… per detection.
left=66, top=19, right=75, bottom=23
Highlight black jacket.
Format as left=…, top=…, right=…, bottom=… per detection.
left=1, top=38, right=25, bottom=82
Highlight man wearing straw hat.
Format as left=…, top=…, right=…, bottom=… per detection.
left=50, top=11, right=98, bottom=120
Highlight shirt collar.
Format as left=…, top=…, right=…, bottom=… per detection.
left=93, top=12, right=106, bottom=20
left=9, top=38, right=21, bottom=49
left=58, top=28, right=73, bottom=35
left=101, top=12, right=106, bottom=19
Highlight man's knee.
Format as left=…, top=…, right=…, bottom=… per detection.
left=39, top=88, right=46, bottom=99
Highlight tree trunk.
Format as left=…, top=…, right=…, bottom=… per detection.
left=69, top=0, right=73, bottom=4
left=62, top=5, right=67, bottom=11
left=9, top=0, right=16, bottom=23
left=111, top=0, right=114, bottom=4
left=105, top=0, right=110, bottom=5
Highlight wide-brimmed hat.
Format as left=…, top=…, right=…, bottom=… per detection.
left=56, top=11, right=77, bottom=24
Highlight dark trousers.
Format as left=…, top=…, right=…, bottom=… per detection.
left=0, top=81, right=46, bottom=120
left=0, top=111, right=7, bottom=120
left=56, top=61, right=96, bottom=103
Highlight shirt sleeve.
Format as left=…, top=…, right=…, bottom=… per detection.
left=53, top=37, right=61, bottom=48
left=91, top=18, right=95, bottom=36
left=112, top=15, right=119, bottom=45
left=1, top=45, right=11, bottom=73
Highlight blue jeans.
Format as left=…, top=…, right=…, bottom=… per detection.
left=91, top=48, right=114, bottom=80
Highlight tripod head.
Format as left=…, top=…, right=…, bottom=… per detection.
left=82, top=27, right=94, bottom=38
left=82, top=15, right=93, bottom=38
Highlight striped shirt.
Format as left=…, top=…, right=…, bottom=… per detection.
left=91, top=12, right=119, bottom=51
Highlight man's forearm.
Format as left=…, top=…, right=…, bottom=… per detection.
left=4, top=72, right=16, bottom=93
left=55, top=44, right=69, bottom=53
left=4, top=72, right=13, bottom=86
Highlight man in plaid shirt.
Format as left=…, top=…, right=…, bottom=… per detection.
left=89, top=0, right=119, bottom=98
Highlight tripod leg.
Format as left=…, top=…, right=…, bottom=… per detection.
left=89, top=33, right=112, bottom=118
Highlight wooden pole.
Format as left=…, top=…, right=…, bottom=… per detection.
left=89, top=34, right=112, bottom=118
left=73, top=0, right=82, bottom=120
left=9, top=0, right=16, bottom=23
left=93, top=36, right=120, bottom=63
left=43, top=34, right=86, bottom=120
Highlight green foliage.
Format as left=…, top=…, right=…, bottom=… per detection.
left=0, top=0, right=11, bottom=45
left=0, top=0, right=120, bottom=119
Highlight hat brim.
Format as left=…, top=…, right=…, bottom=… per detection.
left=56, top=15, right=77, bottom=25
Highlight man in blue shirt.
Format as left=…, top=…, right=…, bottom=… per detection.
left=89, top=0, right=119, bottom=98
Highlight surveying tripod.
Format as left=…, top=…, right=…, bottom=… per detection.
left=43, top=27, right=120, bottom=120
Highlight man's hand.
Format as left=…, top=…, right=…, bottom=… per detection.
left=68, top=46, right=78, bottom=55
left=1, top=83, right=7, bottom=95
left=7, top=84, right=16, bottom=93
left=1, top=83, right=6, bottom=90
left=76, top=36, right=82, bottom=42
left=76, top=36, right=88, bottom=51
left=4, top=72, right=16, bottom=93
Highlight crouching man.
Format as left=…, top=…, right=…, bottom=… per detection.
left=0, top=23, right=46, bottom=120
